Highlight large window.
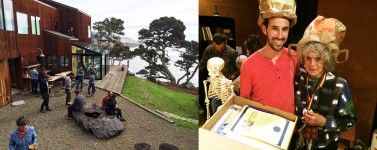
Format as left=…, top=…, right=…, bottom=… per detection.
left=31, top=16, right=40, bottom=35
left=60, top=55, right=69, bottom=67
left=1, top=0, right=15, bottom=31
left=16, top=12, right=28, bottom=34
left=54, top=21, right=58, bottom=30
left=88, top=25, right=91, bottom=38
left=0, top=2, right=4, bottom=30
left=47, top=55, right=57, bottom=68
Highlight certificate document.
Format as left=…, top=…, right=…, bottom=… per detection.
left=229, top=105, right=292, bottom=147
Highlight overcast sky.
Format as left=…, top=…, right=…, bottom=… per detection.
left=54, top=0, right=198, bottom=41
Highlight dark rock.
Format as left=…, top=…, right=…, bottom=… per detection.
left=134, top=143, right=152, bottom=150
left=159, top=143, right=179, bottom=150
left=136, top=69, right=148, bottom=75
left=72, top=104, right=124, bottom=139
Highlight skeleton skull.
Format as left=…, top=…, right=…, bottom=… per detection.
left=204, top=57, right=234, bottom=119
left=207, top=57, right=224, bottom=78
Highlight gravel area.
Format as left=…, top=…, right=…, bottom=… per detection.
left=0, top=83, right=198, bottom=150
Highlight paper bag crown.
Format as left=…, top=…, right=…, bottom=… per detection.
left=258, top=0, right=297, bottom=28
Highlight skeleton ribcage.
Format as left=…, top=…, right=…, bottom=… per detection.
left=208, top=78, right=232, bottom=103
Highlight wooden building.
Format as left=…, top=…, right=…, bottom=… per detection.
left=0, top=0, right=93, bottom=107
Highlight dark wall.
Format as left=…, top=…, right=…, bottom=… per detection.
left=199, top=0, right=260, bottom=50
left=317, top=0, right=377, bottom=144
left=0, top=32, right=17, bottom=59
left=43, top=31, right=78, bottom=74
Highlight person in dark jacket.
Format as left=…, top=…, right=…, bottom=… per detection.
left=76, top=67, right=84, bottom=91
left=87, top=74, right=95, bottom=97
left=105, top=95, right=125, bottom=121
left=39, top=77, right=51, bottom=112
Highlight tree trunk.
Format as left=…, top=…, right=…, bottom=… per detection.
left=184, top=65, right=198, bottom=86
left=160, top=49, right=176, bottom=84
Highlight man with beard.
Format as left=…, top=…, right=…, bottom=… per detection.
left=240, top=0, right=299, bottom=114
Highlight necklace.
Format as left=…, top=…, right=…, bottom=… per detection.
left=305, top=72, right=327, bottom=109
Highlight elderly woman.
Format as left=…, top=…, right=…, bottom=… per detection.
left=294, top=16, right=357, bottom=150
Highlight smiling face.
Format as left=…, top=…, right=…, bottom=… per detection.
left=304, top=51, right=325, bottom=78
left=262, top=17, right=290, bottom=52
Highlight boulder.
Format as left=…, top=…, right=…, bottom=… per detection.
left=72, top=104, right=124, bottom=139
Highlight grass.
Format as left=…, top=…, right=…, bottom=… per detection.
left=122, top=76, right=198, bottom=130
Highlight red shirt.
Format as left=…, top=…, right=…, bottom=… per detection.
left=240, top=48, right=297, bottom=114
left=102, top=95, right=111, bottom=110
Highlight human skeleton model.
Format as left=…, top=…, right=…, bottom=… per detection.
left=203, top=57, right=234, bottom=119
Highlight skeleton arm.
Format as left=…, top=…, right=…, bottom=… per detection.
left=203, top=79, right=211, bottom=120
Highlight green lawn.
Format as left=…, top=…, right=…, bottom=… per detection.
left=122, top=76, right=198, bottom=130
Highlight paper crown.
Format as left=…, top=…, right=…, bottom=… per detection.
left=257, top=0, right=297, bottom=28
left=296, top=16, right=349, bottom=63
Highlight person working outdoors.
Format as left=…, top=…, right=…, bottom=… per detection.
left=102, top=91, right=113, bottom=110
left=65, top=74, right=72, bottom=106
left=39, top=76, right=51, bottom=112
left=29, top=67, right=39, bottom=94
left=294, top=16, right=357, bottom=150
left=240, top=0, right=299, bottom=114
left=67, top=89, right=85, bottom=119
left=105, top=94, right=125, bottom=121
left=9, top=116, right=38, bottom=150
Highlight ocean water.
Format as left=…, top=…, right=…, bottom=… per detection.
left=115, top=48, right=198, bottom=87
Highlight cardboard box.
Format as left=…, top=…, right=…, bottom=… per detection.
left=199, top=96, right=297, bottom=150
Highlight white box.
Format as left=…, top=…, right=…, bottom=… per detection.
left=199, top=96, right=297, bottom=150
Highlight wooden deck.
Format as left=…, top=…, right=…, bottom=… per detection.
left=95, top=65, right=127, bottom=94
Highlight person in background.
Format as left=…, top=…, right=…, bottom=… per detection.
left=232, top=55, right=248, bottom=95
left=39, top=76, right=51, bottom=112
left=87, top=74, right=96, bottom=97
left=65, top=74, right=72, bottom=106
left=9, top=116, right=38, bottom=150
left=294, top=16, right=357, bottom=150
left=240, top=0, right=299, bottom=114
left=29, top=67, right=39, bottom=94
left=244, top=34, right=263, bottom=56
left=199, top=33, right=238, bottom=116
left=38, top=67, right=46, bottom=80
left=67, top=89, right=85, bottom=119
left=76, top=67, right=84, bottom=92
left=102, top=91, right=113, bottom=110
left=105, top=94, right=125, bottom=121
left=199, top=33, right=239, bottom=80
left=89, top=65, right=97, bottom=77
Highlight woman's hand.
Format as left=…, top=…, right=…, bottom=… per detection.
left=304, top=111, right=326, bottom=126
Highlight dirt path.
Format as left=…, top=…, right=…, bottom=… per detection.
left=0, top=84, right=198, bottom=150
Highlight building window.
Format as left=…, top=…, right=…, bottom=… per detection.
left=88, top=25, right=91, bottom=38
left=47, top=55, right=57, bottom=68
left=54, top=21, right=58, bottom=30
left=60, top=55, right=69, bottom=67
left=1, top=0, right=15, bottom=31
left=16, top=12, right=28, bottom=34
left=31, top=16, right=40, bottom=35
left=0, top=1, right=4, bottom=30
